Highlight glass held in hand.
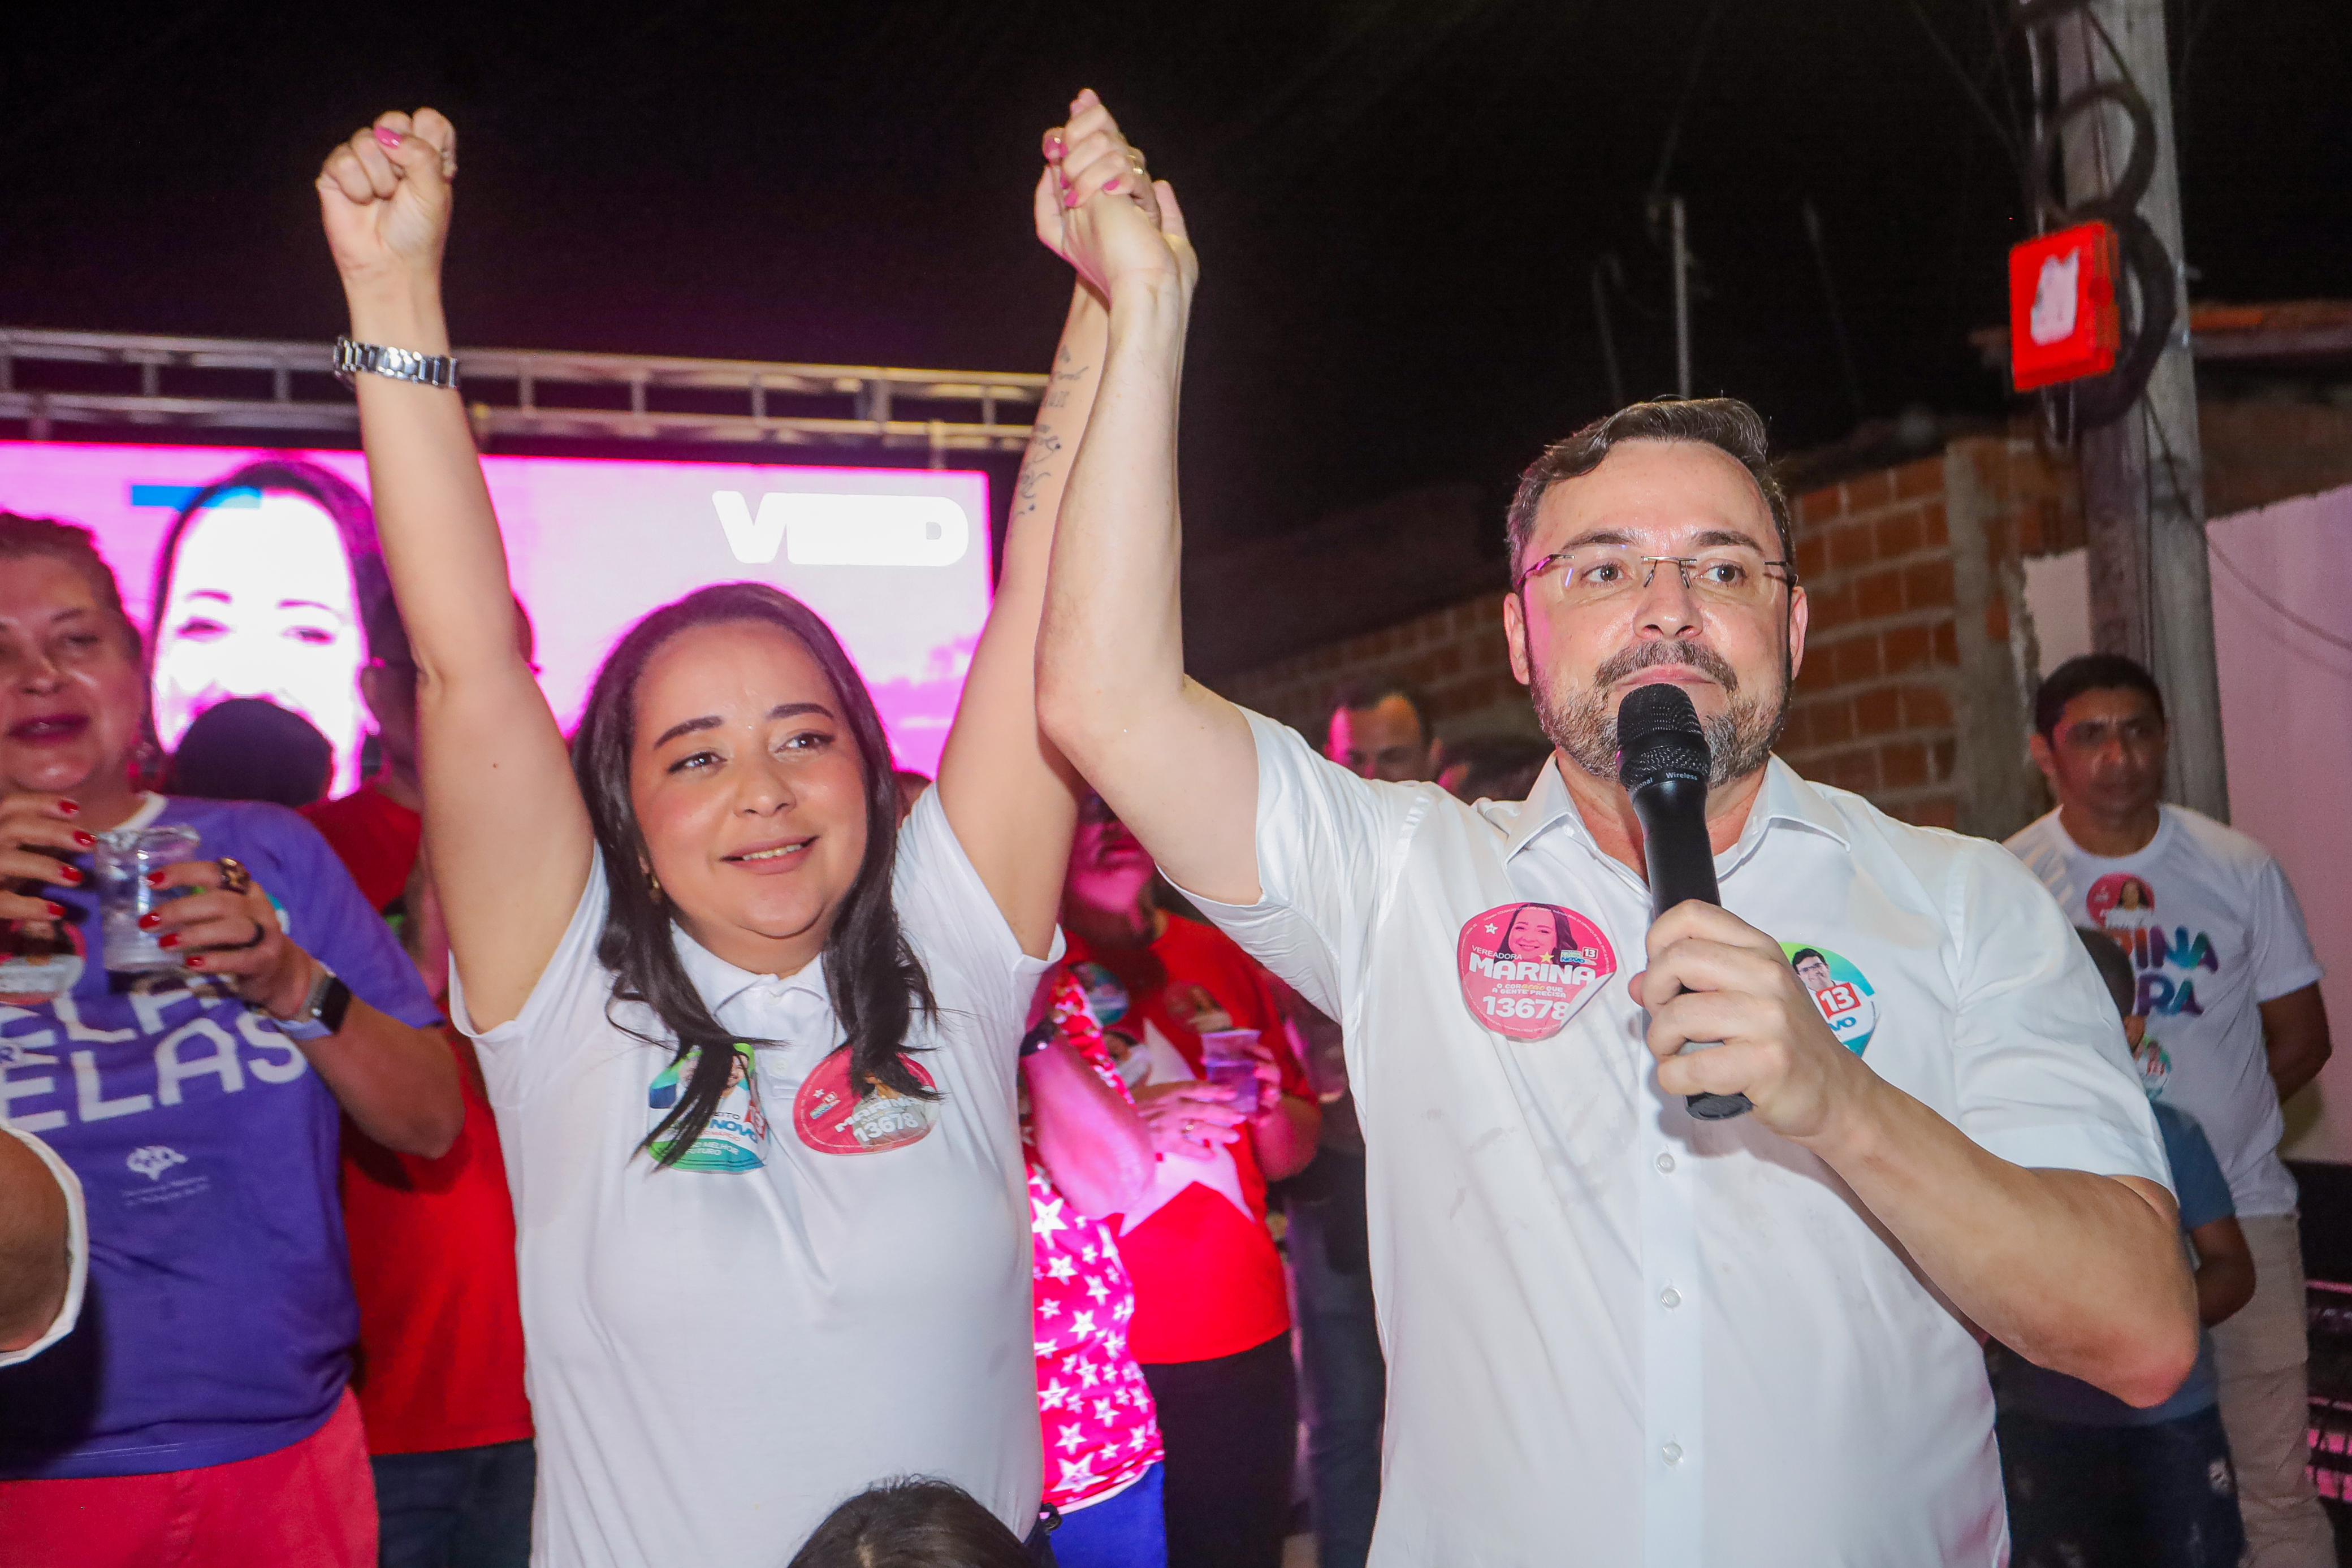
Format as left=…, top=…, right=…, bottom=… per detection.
left=1197, top=1028, right=1266, bottom=1115
left=95, top=825, right=202, bottom=974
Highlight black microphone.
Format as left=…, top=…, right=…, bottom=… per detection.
left=1617, top=682, right=1752, bottom=1121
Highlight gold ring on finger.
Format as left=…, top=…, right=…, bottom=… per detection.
left=218, top=857, right=253, bottom=896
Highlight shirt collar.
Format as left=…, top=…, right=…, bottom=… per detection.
left=1499, top=753, right=1851, bottom=869
left=669, top=921, right=828, bottom=1019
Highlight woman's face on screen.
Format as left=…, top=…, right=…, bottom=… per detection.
left=151, top=492, right=368, bottom=794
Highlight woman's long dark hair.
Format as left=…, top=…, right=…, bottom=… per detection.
left=570, top=582, right=935, bottom=1166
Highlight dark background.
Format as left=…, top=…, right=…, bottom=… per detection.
left=6, top=1, right=2346, bottom=547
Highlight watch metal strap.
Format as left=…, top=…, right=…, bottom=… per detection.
left=333, top=335, right=459, bottom=391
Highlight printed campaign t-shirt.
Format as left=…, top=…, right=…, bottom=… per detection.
left=305, top=783, right=534, bottom=1458
left=2009, top=806, right=2324, bottom=1216
left=1998, top=1101, right=2232, bottom=1427
left=448, top=786, right=1050, bottom=1567
left=1026, top=969, right=1164, bottom=1513
left=1064, top=915, right=1311, bottom=1366
left=0, top=794, right=442, bottom=1479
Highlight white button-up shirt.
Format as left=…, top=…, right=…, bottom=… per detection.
left=1186, top=711, right=2168, bottom=1568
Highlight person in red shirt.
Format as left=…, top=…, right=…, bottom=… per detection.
left=1060, top=791, right=1320, bottom=1568
left=304, top=600, right=535, bottom=1568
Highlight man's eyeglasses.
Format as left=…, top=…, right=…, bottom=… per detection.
left=1512, top=544, right=1796, bottom=609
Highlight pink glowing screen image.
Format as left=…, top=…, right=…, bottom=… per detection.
left=0, top=442, right=992, bottom=791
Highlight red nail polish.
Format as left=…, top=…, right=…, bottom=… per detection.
left=374, top=126, right=403, bottom=149
left=44, top=902, right=64, bottom=919
left=57, top=800, right=79, bottom=817
left=184, top=955, right=205, bottom=970
left=59, top=865, right=83, bottom=885
left=158, top=934, right=179, bottom=949
left=1105, top=176, right=1122, bottom=194
left=139, top=911, right=161, bottom=930
left=73, top=830, right=95, bottom=848
left=146, top=871, right=167, bottom=887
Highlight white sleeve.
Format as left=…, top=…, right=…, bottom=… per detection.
left=1165, top=708, right=1409, bottom=1022
left=2248, top=855, right=2325, bottom=1004
left=893, top=785, right=1062, bottom=1059
left=1946, top=839, right=2172, bottom=1190
left=448, top=852, right=617, bottom=1107
left=0, top=1121, right=86, bottom=1369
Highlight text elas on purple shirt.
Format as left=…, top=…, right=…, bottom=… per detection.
left=0, top=796, right=441, bottom=1479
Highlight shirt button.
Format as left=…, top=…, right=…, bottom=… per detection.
left=1654, top=1152, right=1676, bottom=1173
left=1661, top=1442, right=1684, bottom=1466
left=1659, top=1287, right=1682, bottom=1310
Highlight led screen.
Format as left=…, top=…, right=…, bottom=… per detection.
left=0, top=442, right=993, bottom=795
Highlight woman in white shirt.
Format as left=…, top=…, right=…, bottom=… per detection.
left=313, top=94, right=1161, bottom=1565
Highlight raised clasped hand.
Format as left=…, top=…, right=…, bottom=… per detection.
left=317, top=109, right=459, bottom=289
left=1035, top=89, right=1195, bottom=302
left=1628, top=900, right=1877, bottom=1143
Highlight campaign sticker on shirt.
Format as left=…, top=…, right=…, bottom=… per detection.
left=0, top=917, right=85, bottom=1006
left=646, top=1042, right=770, bottom=1172
left=1068, top=961, right=1131, bottom=1028
left=2132, top=1034, right=2171, bottom=1098
left=793, top=1046, right=940, bottom=1155
left=1784, top=943, right=1880, bottom=1056
left=2086, top=873, right=2159, bottom=933
left=1456, top=902, right=1617, bottom=1041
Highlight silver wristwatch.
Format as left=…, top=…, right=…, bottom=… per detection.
left=333, top=335, right=459, bottom=391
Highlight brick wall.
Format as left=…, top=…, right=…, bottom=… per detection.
left=1217, top=436, right=2081, bottom=831
left=1219, top=592, right=1533, bottom=744
left=1780, top=439, right=2078, bottom=832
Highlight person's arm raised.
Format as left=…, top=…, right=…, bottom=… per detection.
left=318, top=110, right=589, bottom=1030
left=1034, top=135, right=1263, bottom=910
left=933, top=93, right=1141, bottom=957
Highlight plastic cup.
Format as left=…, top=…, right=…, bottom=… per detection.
left=96, top=825, right=202, bottom=973
left=1197, top=1027, right=1265, bottom=1115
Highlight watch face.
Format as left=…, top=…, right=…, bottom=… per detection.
left=318, top=974, right=354, bottom=1035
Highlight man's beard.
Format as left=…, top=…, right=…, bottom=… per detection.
left=1535, top=639, right=1789, bottom=790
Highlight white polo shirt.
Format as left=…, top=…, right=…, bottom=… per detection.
left=0, top=1121, right=85, bottom=1370
left=453, top=788, right=1049, bottom=1567
left=1184, top=711, right=2169, bottom=1568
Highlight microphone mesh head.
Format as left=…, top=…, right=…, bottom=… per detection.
left=1616, top=682, right=1711, bottom=789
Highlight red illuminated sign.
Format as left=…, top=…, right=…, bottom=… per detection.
left=2008, top=222, right=2122, bottom=392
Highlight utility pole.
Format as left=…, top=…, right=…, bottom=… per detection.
left=2052, top=0, right=2228, bottom=819
left=1668, top=196, right=1692, bottom=399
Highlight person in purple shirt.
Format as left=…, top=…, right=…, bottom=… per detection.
left=0, top=512, right=460, bottom=1568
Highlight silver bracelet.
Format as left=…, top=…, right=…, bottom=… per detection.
left=333, top=335, right=459, bottom=391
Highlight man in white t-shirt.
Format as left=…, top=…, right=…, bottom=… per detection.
left=1031, top=163, right=2197, bottom=1568
left=2009, top=652, right=2336, bottom=1568
left=0, top=1120, right=85, bottom=1369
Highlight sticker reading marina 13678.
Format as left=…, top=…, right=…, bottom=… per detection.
left=1455, top=902, right=1619, bottom=1041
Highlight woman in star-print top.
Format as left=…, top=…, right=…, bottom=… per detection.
left=1023, top=966, right=1169, bottom=1567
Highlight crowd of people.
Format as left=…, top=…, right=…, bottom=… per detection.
left=0, top=86, right=2336, bottom=1568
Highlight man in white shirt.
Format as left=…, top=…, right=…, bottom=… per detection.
left=0, top=1120, right=85, bottom=1368
left=1032, top=163, right=2197, bottom=1567
left=2010, top=652, right=2336, bottom=1568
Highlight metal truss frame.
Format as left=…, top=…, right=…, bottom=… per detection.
left=0, top=328, right=1044, bottom=461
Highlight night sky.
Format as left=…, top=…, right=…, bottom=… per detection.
left=7, top=1, right=2346, bottom=548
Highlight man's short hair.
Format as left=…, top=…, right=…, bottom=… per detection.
left=2032, top=653, right=2167, bottom=739
left=1505, top=397, right=1795, bottom=577
left=1328, top=678, right=1432, bottom=729
left=1791, top=947, right=1827, bottom=970
left=2074, top=926, right=2138, bottom=1020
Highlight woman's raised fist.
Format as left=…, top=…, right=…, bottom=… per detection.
left=317, top=109, right=459, bottom=292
